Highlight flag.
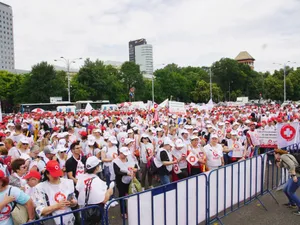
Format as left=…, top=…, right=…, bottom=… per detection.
left=186, top=152, right=198, bottom=166
left=173, top=163, right=182, bottom=174
left=85, top=103, right=93, bottom=113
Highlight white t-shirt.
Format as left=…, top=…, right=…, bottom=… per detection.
left=76, top=173, right=107, bottom=206
left=204, top=144, right=223, bottom=168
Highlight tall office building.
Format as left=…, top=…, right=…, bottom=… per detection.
left=135, top=44, right=153, bottom=79
left=0, top=2, right=14, bottom=70
left=129, top=38, right=147, bottom=62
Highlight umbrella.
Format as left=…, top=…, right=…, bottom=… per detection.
left=31, top=108, right=44, bottom=113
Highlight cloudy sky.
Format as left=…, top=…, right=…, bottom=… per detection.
left=5, top=0, right=300, bottom=72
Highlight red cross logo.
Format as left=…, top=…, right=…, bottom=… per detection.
left=147, top=148, right=153, bottom=155
left=280, top=124, right=296, bottom=141
left=174, top=164, right=179, bottom=172
left=238, top=131, right=242, bottom=136
left=54, top=192, right=66, bottom=203
left=0, top=205, right=11, bottom=215
left=212, top=150, right=218, bottom=157
left=268, top=140, right=273, bottom=144
left=158, top=140, right=163, bottom=145
left=190, top=156, right=196, bottom=163
left=154, top=104, right=158, bottom=109
left=121, top=137, right=125, bottom=143
left=135, top=119, right=139, bottom=124
left=234, top=144, right=239, bottom=149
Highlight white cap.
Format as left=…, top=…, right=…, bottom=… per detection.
left=163, top=137, right=174, bottom=147
left=218, top=122, right=225, bottom=126
left=103, top=132, right=110, bottom=140
left=211, top=133, right=218, bottom=139
left=156, top=127, right=163, bottom=132
left=93, top=129, right=102, bottom=133
left=233, top=122, right=239, bottom=126
left=127, top=129, right=134, bottom=134
left=206, top=124, right=212, bottom=128
left=88, top=137, right=96, bottom=146
left=141, top=133, right=149, bottom=139
left=119, top=147, right=130, bottom=156
left=192, top=129, right=198, bottom=134
left=86, top=156, right=101, bottom=169
left=175, top=139, right=184, bottom=148
left=231, top=130, right=238, bottom=136
left=58, top=139, right=66, bottom=146
left=6, top=122, right=15, bottom=128
left=245, top=120, right=251, bottom=124
left=56, top=145, right=68, bottom=152
left=108, top=136, right=118, bottom=145
left=132, top=126, right=139, bottom=131
left=57, top=133, right=67, bottom=139
left=4, top=130, right=11, bottom=133
left=124, top=138, right=134, bottom=145
left=181, top=129, right=189, bottom=134
left=190, top=135, right=200, bottom=141
left=20, top=137, right=29, bottom=144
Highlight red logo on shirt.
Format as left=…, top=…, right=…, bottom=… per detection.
left=112, top=153, right=118, bottom=159
left=190, top=156, right=196, bottom=163
left=54, top=192, right=66, bottom=203
left=0, top=204, right=11, bottom=215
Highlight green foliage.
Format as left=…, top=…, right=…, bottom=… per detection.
left=1, top=57, right=300, bottom=113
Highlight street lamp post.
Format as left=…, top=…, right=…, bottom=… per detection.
left=54, top=57, right=82, bottom=102
left=273, top=61, right=297, bottom=102
left=209, top=68, right=212, bottom=100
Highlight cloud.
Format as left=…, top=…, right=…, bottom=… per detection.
left=4, top=0, right=300, bottom=72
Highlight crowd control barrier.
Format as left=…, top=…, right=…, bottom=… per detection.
left=24, top=151, right=295, bottom=225
left=105, top=173, right=208, bottom=225
left=23, top=205, right=105, bottom=225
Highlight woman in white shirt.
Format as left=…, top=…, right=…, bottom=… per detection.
left=204, top=134, right=224, bottom=171
left=76, top=156, right=113, bottom=225
left=226, top=130, right=246, bottom=163
left=33, top=160, right=77, bottom=225
left=139, top=134, right=154, bottom=190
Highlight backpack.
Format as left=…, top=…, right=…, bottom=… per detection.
left=289, top=153, right=300, bottom=174
left=147, top=157, right=158, bottom=175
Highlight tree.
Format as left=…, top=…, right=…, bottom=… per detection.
left=16, top=62, right=67, bottom=103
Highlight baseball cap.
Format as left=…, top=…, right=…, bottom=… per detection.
left=93, top=129, right=102, bottom=133
left=124, top=138, right=134, bottom=145
left=88, top=138, right=96, bottom=146
left=119, top=147, right=130, bottom=156
left=43, top=145, right=57, bottom=155
left=79, top=131, right=87, bottom=137
left=20, top=138, right=29, bottom=144
left=156, top=127, right=163, bottom=132
left=86, top=156, right=101, bottom=170
left=57, top=133, right=67, bottom=139
left=211, top=133, right=218, bottom=139
left=56, top=145, right=68, bottom=153
left=108, top=136, right=118, bottom=145
left=163, top=137, right=174, bottom=146
left=190, top=135, right=200, bottom=141
left=4, top=130, right=11, bottom=134
left=175, top=139, right=184, bottom=148
left=231, top=130, right=238, bottom=136
left=24, top=170, right=41, bottom=180
left=46, top=160, right=63, bottom=178
left=127, top=129, right=134, bottom=134
left=181, top=129, right=189, bottom=134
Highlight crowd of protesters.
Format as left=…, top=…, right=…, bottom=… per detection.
left=0, top=102, right=300, bottom=224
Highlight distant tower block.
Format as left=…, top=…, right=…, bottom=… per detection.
left=235, top=51, right=255, bottom=69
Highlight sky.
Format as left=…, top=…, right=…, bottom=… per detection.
left=4, top=0, right=300, bottom=72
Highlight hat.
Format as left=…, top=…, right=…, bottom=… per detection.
left=175, top=139, right=184, bottom=148
left=43, top=145, right=57, bottom=155
left=0, top=132, right=5, bottom=137
left=190, top=135, right=200, bottom=141
left=24, top=170, right=41, bottom=180
left=119, top=147, right=130, bottom=156
left=4, top=130, right=11, bottom=133
left=88, top=138, right=96, bottom=146
left=181, top=129, right=189, bottom=134
left=218, top=122, right=225, bottom=126
left=124, top=138, right=134, bottom=145
left=132, top=126, right=139, bottom=131
left=6, top=122, right=15, bottom=128
left=79, top=131, right=87, bottom=137
left=141, top=133, right=149, bottom=139
left=93, top=129, right=102, bottom=133
left=86, top=156, right=101, bottom=169
left=206, top=124, right=212, bottom=128
left=163, top=137, right=174, bottom=146
left=156, top=127, right=163, bottom=132
left=56, top=145, right=68, bottom=152
left=0, top=169, right=5, bottom=178
left=57, top=133, right=67, bottom=139
left=211, top=133, right=218, bottom=139
left=46, top=160, right=63, bottom=177
left=127, top=129, right=134, bottom=134
left=231, top=130, right=238, bottom=136
left=20, top=138, right=29, bottom=144
left=108, top=136, right=118, bottom=145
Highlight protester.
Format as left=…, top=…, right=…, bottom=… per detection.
left=0, top=169, right=35, bottom=224
left=274, top=149, right=300, bottom=215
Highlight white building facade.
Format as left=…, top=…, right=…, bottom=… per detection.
left=135, top=44, right=153, bottom=79
left=0, top=2, right=14, bottom=70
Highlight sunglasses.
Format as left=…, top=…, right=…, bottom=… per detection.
left=22, top=143, right=29, bottom=145
left=60, top=151, right=66, bottom=153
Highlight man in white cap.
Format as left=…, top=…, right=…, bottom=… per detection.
left=172, top=139, right=188, bottom=179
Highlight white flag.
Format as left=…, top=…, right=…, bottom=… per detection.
left=85, top=103, right=93, bottom=113
left=186, top=152, right=198, bottom=166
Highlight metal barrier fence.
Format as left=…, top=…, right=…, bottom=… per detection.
left=105, top=173, right=208, bottom=225
left=23, top=205, right=105, bottom=225
left=25, top=150, right=300, bottom=225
